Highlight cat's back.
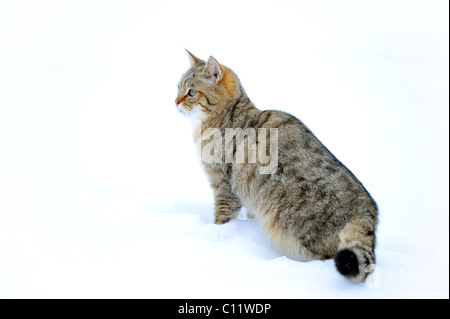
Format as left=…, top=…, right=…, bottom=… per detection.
left=231, top=108, right=377, bottom=260
left=242, top=108, right=372, bottom=200
left=233, top=107, right=376, bottom=224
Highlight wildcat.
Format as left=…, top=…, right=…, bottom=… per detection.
left=175, top=50, right=378, bottom=283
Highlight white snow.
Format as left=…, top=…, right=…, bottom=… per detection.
left=0, top=0, right=448, bottom=298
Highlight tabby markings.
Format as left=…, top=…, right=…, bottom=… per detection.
left=197, top=122, right=279, bottom=174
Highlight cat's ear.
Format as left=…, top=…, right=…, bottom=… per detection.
left=204, top=56, right=223, bottom=83
left=185, top=49, right=204, bottom=67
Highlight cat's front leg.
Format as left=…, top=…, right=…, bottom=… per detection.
left=213, top=187, right=242, bottom=225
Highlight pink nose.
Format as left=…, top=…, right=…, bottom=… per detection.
left=175, top=99, right=180, bottom=105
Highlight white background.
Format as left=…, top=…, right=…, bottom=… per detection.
left=0, top=0, right=448, bottom=298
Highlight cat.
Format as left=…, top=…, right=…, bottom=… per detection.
left=175, top=50, right=378, bottom=283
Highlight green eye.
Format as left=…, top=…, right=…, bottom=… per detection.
left=188, top=89, right=197, bottom=97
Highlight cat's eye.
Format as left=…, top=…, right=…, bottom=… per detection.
left=188, top=89, right=197, bottom=97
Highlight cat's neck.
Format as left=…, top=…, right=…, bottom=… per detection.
left=192, top=84, right=258, bottom=139
left=191, top=87, right=259, bottom=146
left=215, top=86, right=256, bottom=127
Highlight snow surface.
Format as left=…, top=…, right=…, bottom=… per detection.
left=0, top=0, right=448, bottom=298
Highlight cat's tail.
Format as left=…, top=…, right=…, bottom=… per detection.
left=334, top=216, right=376, bottom=283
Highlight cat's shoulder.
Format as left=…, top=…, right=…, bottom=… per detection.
left=256, top=109, right=306, bottom=130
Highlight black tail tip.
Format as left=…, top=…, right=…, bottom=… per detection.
left=334, top=249, right=359, bottom=278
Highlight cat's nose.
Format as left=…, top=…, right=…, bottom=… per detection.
left=175, top=99, right=180, bottom=105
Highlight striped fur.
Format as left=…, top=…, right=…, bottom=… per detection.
left=176, top=51, right=378, bottom=282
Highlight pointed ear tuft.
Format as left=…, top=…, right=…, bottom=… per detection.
left=185, top=49, right=204, bottom=67
left=204, top=56, right=224, bottom=83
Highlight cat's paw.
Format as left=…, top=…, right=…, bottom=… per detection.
left=214, top=214, right=232, bottom=225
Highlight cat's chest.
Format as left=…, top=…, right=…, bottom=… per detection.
left=190, top=107, right=213, bottom=160
left=191, top=120, right=202, bottom=158
left=190, top=111, right=206, bottom=160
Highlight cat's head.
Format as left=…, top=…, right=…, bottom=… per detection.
left=175, top=50, right=240, bottom=118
